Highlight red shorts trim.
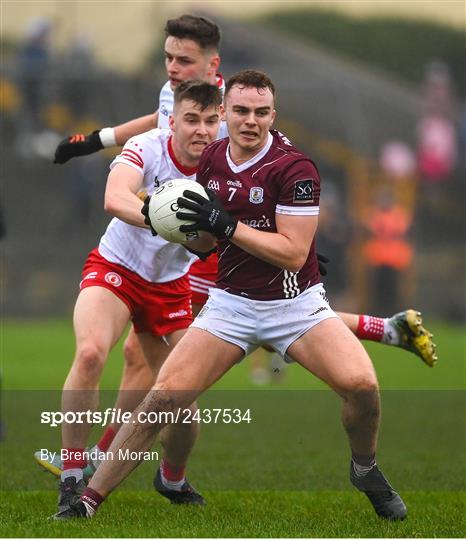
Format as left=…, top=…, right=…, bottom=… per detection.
left=80, top=248, right=192, bottom=336
left=188, top=253, right=218, bottom=305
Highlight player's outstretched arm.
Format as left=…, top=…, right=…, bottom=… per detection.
left=53, top=112, right=158, bottom=164
left=113, top=112, right=158, bottom=147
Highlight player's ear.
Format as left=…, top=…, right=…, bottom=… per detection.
left=219, top=104, right=226, bottom=121
left=208, top=54, right=220, bottom=76
left=168, top=114, right=175, bottom=131
left=270, top=109, right=276, bottom=127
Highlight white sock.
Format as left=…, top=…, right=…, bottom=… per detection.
left=61, top=468, right=83, bottom=482
left=160, top=469, right=185, bottom=491
left=381, top=318, right=400, bottom=345
left=268, top=351, right=287, bottom=373
left=88, top=444, right=103, bottom=469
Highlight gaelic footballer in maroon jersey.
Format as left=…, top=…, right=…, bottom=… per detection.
left=195, top=130, right=321, bottom=300
left=63, top=70, right=406, bottom=523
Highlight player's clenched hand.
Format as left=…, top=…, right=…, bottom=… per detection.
left=53, top=130, right=104, bottom=164
left=140, top=195, right=158, bottom=236
left=176, top=188, right=237, bottom=240
left=317, top=252, right=329, bottom=276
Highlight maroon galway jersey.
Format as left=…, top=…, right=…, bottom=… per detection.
left=196, top=130, right=321, bottom=300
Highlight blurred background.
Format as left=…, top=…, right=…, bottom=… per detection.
left=1, top=1, right=465, bottom=321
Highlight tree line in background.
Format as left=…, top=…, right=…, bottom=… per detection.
left=263, top=10, right=464, bottom=99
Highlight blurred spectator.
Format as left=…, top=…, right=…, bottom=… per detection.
left=417, top=116, right=457, bottom=182
left=420, top=60, right=457, bottom=119
left=380, top=141, right=416, bottom=181
left=61, top=35, right=96, bottom=118
left=379, top=140, right=418, bottom=210
left=416, top=61, right=460, bottom=242
left=362, top=187, right=413, bottom=315
left=15, top=17, right=52, bottom=134
left=65, top=152, right=107, bottom=232
left=417, top=60, right=458, bottom=183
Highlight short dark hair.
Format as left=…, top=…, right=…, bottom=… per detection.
left=225, top=69, right=276, bottom=99
left=165, top=14, right=221, bottom=52
left=174, top=80, right=223, bottom=111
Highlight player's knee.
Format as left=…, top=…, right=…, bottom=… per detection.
left=139, top=388, right=177, bottom=423
left=123, top=335, right=145, bottom=369
left=340, top=375, right=379, bottom=400
left=356, top=375, right=378, bottom=392
left=74, top=342, right=107, bottom=381
left=152, top=378, right=191, bottom=410
left=344, top=377, right=380, bottom=414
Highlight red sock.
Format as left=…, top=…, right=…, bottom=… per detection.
left=96, top=426, right=116, bottom=452
left=161, top=459, right=185, bottom=482
left=356, top=315, right=384, bottom=342
left=81, top=487, right=105, bottom=513
left=63, top=448, right=87, bottom=470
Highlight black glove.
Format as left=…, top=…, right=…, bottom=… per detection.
left=317, top=252, right=329, bottom=276
left=140, top=195, right=158, bottom=236
left=184, top=245, right=217, bottom=262
left=176, top=188, right=237, bottom=240
left=54, top=130, right=104, bottom=164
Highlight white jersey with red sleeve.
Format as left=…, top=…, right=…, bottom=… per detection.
left=98, top=129, right=198, bottom=283
left=196, top=130, right=321, bottom=300
left=157, top=75, right=229, bottom=139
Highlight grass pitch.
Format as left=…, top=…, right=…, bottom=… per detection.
left=1, top=318, right=465, bottom=537
left=1, top=490, right=464, bottom=538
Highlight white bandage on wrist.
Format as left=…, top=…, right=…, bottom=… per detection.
left=99, top=127, right=117, bottom=148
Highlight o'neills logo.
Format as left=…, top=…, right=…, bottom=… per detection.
left=104, top=272, right=122, bottom=287
left=168, top=309, right=188, bottom=319
left=308, top=306, right=328, bottom=317
left=227, top=179, right=242, bottom=188
left=81, top=495, right=98, bottom=509
left=79, top=271, right=98, bottom=289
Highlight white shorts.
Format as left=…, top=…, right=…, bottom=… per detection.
left=190, top=283, right=338, bottom=359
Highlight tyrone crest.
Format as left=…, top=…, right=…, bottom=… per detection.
left=249, top=187, right=264, bottom=204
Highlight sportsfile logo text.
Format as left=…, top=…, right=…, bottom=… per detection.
left=41, top=408, right=134, bottom=427
left=41, top=407, right=252, bottom=427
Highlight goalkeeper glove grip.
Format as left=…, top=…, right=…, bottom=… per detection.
left=177, top=188, right=237, bottom=240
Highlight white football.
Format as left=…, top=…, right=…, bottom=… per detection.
left=148, top=179, right=208, bottom=243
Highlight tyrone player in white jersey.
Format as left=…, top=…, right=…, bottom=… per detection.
left=36, top=15, right=227, bottom=484
left=61, top=70, right=408, bottom=522
left=52, top=81, right=223, bottom=518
